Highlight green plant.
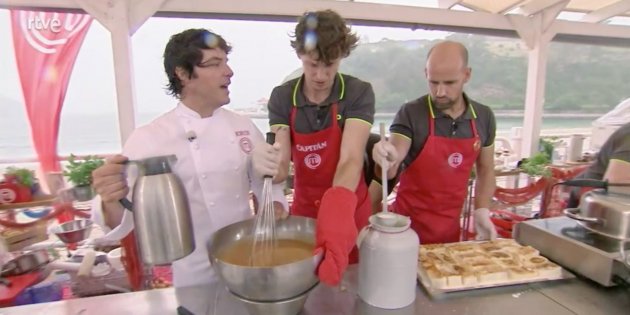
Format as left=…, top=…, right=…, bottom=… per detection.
left=63, top=155, right=105, bottom=187
left=4, top=167, right=36, bottom=187
left=519, top=152, right=551, bottom=177
left=538, top=138, right=555, bottom=161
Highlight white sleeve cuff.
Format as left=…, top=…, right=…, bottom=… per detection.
left=90, top=195, right=134, bottom=242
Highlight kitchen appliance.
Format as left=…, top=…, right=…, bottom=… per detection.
left=119, top=155, right=194, bottom=265
left=514, top=216, right=629, bottom=286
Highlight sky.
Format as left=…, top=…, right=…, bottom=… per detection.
left=0, top=5, right=449, bottom=118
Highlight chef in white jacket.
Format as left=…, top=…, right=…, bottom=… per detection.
left=90, top=29, right=287, bottom=289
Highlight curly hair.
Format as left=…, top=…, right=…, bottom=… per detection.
left=163, top=29, right=232, bottom=98
left=290, top=10, right=359, bottom=64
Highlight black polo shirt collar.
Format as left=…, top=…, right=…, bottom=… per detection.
left=292, top=73, right=345, bottom=107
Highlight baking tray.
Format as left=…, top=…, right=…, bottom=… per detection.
left=416, top=241, right=576, bottom=294
left=417, top=265, right=575, bottom=294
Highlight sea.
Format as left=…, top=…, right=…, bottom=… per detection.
left=0, top=111, right=596, bottom=162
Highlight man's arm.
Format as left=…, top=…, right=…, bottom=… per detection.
left=383, top=133, right=412, bottom=179
left=604, top=159, right=630, bottom=183
left=332, top=119, right=371, bottom=190
left=474, top=144, right=496, bottom=209
left=270, top=125, right=291, bottom=183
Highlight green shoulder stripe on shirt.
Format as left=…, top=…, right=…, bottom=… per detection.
left=345, top=118, right=373, bottom=127
left=270, top=124, right=290, bottom=129
left=610, top=158, right=630, bottom=165
left=391, top=132, right=412, bottom=141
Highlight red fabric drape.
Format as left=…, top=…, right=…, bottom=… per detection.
left=10, top=11, right=92, bottom=173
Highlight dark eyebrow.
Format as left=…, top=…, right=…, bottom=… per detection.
left=198, top=57, right=222, bottom=65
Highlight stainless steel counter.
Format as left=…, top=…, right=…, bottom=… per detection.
left=2, top=266, right=628, bottom=315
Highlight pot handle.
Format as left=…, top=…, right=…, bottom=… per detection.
left=563, top=208, right=602, bottom=224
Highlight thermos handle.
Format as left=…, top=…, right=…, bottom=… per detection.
left=119, top=160, right=142, bottom=212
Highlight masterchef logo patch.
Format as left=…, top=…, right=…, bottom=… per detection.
left=448, top=152, right=464, bottom=168
left=239, top=137, right=252, bottom=153
left=0, top=188, right=17, bottom=204
left=304, top=153, right=322, bottom=169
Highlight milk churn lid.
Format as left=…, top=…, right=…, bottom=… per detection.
left=369, top=212, right=411, bottom=233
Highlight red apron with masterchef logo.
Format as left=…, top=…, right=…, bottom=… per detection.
left=393, top=98, right=481, bottom=244
left=289, top=77, right=371, bottom=262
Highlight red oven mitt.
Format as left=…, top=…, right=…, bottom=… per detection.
left=315, top=186, right=358, bottom=286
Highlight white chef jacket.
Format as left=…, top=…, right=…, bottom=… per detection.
left=91, top=103, right=287, bottom=288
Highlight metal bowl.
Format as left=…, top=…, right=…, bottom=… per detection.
left=51, top=219, right=93, bottom=244
left=230, top=283, right=316, bottom=315
left=208, top=216, right=322, bottom=302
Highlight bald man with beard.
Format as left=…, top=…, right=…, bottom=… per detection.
left=372, top=41, right=498, bottom=244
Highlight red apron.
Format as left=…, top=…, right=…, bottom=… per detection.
left=393, top=98, right=481, bottom=244
left=289, top=78, right=371, bottom=262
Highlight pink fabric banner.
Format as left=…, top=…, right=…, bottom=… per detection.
left=10, top=10, right=92, bottom=173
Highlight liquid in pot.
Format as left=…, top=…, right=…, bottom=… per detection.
left=217, top=238, right=315, bottom=267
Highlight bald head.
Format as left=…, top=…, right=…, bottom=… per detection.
left=426, top=41, right=469, bottom=69
left=424, top=41, right=471, bottom=112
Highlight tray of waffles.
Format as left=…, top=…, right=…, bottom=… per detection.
left=417, top=239, right=574, bottom=293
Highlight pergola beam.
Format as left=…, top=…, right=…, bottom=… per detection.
left=581, top=0, right=630, bottom=23
left=516, top=0, right=567, bottom=16
left=437, top=0, right=462, bottom=10
left=1, top=0, right=630, bottom=47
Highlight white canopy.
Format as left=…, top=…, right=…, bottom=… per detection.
left=1, top=0, right=630, bottom=158
left=593, top=98, right=630, bottom=127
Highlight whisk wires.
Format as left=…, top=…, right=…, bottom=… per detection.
left=251, top=177, right=277, bottom=266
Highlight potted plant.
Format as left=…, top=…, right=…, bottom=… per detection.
left=63, top=154, right=105, bottom=201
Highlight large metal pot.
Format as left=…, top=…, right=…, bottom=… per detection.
left=207, top=216, right=322, bottom=302
left=564, top=189, right=630, bottom=240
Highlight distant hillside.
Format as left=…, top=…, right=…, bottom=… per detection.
left=283, top=34, right=630, bottom=113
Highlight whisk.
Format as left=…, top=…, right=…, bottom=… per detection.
left=251, top=132, right=278, bottom=266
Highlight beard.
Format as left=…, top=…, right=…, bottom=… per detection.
left=432, top=97, right=456, bottom=110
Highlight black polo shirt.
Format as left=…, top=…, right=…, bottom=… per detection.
left=268, top=73, right=375, bottom=133
left=581, top=122, right=630, bottom=180
left=390, top=94, right=496, bottom=168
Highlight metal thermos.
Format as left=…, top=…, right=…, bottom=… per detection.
left=120, top=155, right=195, bottom=265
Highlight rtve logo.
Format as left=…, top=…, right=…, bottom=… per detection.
left=18, top=11, right=91, bottom=54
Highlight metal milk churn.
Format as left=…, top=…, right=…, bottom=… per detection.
left=120, top=155, right=195, bottom=265
left=357, top=212, right=419, bottom=309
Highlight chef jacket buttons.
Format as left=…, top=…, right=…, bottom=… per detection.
left=201, top=174, right=207, bottom=179
left=194, top=144, right=200, bottom=150
left=209, top=201, right=215, bottom=206
left=235, top=194, right=240, bottom=199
